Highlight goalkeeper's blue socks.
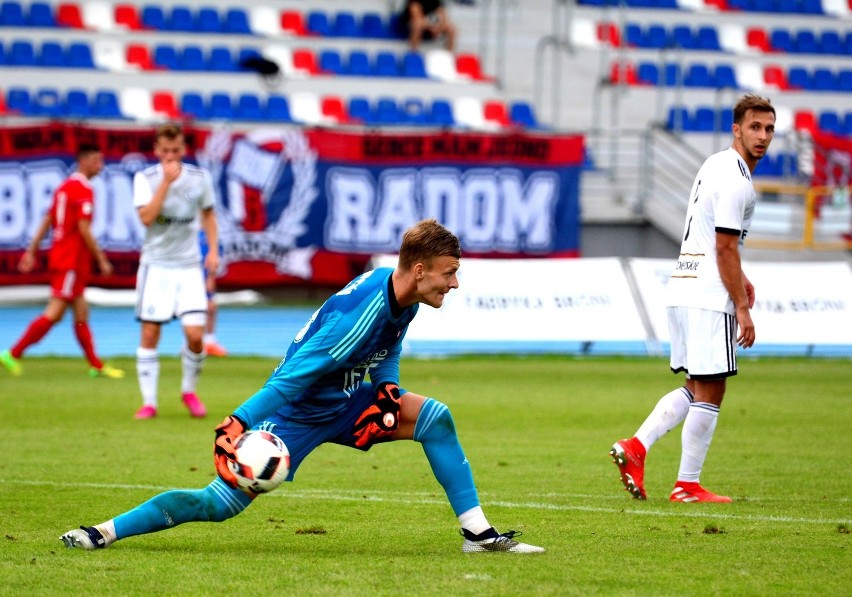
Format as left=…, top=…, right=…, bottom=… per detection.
left=413, top=398, right=480, bottom=517
left=111, top=478, right=252, bottom=540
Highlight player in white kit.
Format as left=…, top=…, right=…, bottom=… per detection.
left=610, top=94, right=776, bottom=503
left=133, top=124, right=219, bottom=420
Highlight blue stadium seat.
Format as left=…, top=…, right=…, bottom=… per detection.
left=141, top=6, right=166, bottom=30
left=1, top=1, right=25, bottom=26
left=169, top=6, right=194, bottom=32
left=360, top=12, right=386, bottom=38
left=428, top=99, right=455, bottom=127
left=225, top=9, right=250, bottom=34
left=6, top=87, right=34, bottom=114
left=236, top=93, right=264, bottom=120
left=9, top=40, right=36, bottom=66
left=196, top=7, right=221, bottom=33
left=180, top=92, right=207, bottom=119
left=64, top=89, right=91, bottom=117
left=93, top=90, right=123, bottom=118
left=319, top=49, right=344, bottom=75
left=28, top=2, right=55, bottom=27
left=348, top=96, right=373, bottom=123
left=692, top=107, right=716, bottom=132
left=843, top=112, right=852, bottom=135
left=209, top=93, right=235, bottom=119
left=684, top=64, right=712, bottom=87
left=787, top=66, right=811, bottom=89
left=509, top=102, right=538, bottom=128
left=306, top=11, right=332, bottom=36
left=819, top=31, right=843, bottom=55
left=67, top=42, right=94, bottom=68
left=667, top=106, right=691, bottom=131
left=34, top=88, right=62, bottom=117
left=266, top=94, right=292, bottom=122
left=800, top=0, right=823, bottom=14
left=696, top=26, right=720, bottom=51
left=818, top=110, right=842, bottom=134
left=637, top=62, right=659, bottom=85
left=208, top=46, right=235, bottom=71
left=811, top=68, right=836, bottom=91
left=237, top=47, right=262, bottom=67
left=770, top=29, right=793, bottom=53
left=333, top=12, right=359, bottom=37
left=373, top=51, right=399, bottom=77
left=837, top=70, right=852, bottom=92
left=645, top=24, right=668, bottom=49
left=794, top=30, right=819, bottom=54
left=713, top=64, right=737, bottom=88
left=663, top=63, right=682, bottom=86
left=402, top=52, right=427, bottom=78
left=346, top=50, right=371, bottom=76
left=39, top=41, right=65, bottom=67
left=671, top=25, right=695, bottom=50
left=181, top=45, right=205, bottom=71
left=374, top=97, right=401, bottom=124
left=153, top=45, right=179, bottom=70
left=400, top=98, right=428, bottom=125
left=624, top=23, right=644, bottom=48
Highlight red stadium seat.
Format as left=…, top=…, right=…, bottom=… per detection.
left=746, top=28, right=771, bottom=52
left=114, top=4, right=142, bottom=30
left=56, top=2, right=85, bottom=28
left=152, top=90, right=180, bottom=118
left=126, top=43, right=155, bottom=70
left=483, top=100, right=509, bottom=127
left=281, top=10, right=305, bottom=36
left=320, top=96, right=350, bottom=124
left=764, top=65, right=789, bottom=89
left=793, top=109, right=816, bottom=133
left=455, top=53, right=490, bottom=81
left=597, top=22, right=621, bottom=47
left=292, top=49, right=318, bottom=75
left=609, top=61, right=638, bottom=85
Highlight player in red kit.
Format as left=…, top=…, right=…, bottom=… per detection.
left=0, top=143, right=124, bottom=379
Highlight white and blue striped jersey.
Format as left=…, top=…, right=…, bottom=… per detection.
left=234, top=267, right=418, bottom=427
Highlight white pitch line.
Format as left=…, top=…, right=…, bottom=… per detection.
left=3, top=479, right=849, bottom=526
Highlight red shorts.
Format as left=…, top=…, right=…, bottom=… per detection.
left=50, top=270, right=88, bottom=300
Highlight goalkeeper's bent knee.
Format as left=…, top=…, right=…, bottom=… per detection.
left=413, top=398, right=456, bottom=442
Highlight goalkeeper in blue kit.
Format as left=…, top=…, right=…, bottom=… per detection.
left=61, top=219, right=544, bottom=554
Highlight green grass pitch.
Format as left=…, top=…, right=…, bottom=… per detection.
left=1, top=355, right=849, bottom=596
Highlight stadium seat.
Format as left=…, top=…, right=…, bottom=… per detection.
left=39, top=41, right=66, bottom=67
left=671, top=25, right=695, bottom=49
left=120, top=87, right=154, bottom=120
left=249, top=6, right=280, bottom=36
left=624, top=23, right=644, bottom=48
left=318, top=49, right=344, bottom=75
left=684, top=64, right=712, bottom=87
left=56, top=2, right=84, bottom=28
left=266, top=94, right=292, bottom=122
left=320, top=95, right=349, bottom=123
left=453, top=97, right=486, bottom=129
left=153, top=45, right=179, bottom=70
left=843, top=112, right=852, bottom=136
left=196, top=7, right=221, bottom=33
left=456, top=53, right=487, bottom=81
left=837, top=69, right=852, bottom=92
left=402, top=51, right=427, bottom=78
left=787, top=67, right=812, bottom=89
left=819, top=31, right=844, bottom=55
left=280, top=10, right=305, bottom=35
left=818, top=110, right=842, bottom=134
left=373, top=51, right=399, bottom=77
left=0, top=89, right=8, bottom=115
left=114, top=3, right=141, bottom=30
left=209, top=93, right=235, bottom=119
left=237, top=93, right=265, bottom=120
left=795, top=30, right=820, bottom=54
left=208, top=46, right=236, bottom=71
left=347, top=96, right=372, bottom=124
left=152, top=90, right=180, bottom=118
left=1, top=1, right=25, bottom=27
left=333, top=11, right=359, bottom=37
left=29, top=2, right=56, bottom=28
left=9, top=40, right=36, bottom=66
left=261, top=45, right=293, bottom=77
left=793, top=109, right=816, bottom=133
left=360, top=12, right=386, bottom=38
left=67, top=42, right=94, bottom=68
left=812, top=68, right=836, bottom=91
left=289, top=91, right=323, bottom=125
left=645, top=24, right=668, bottom=49
left=483, top=100, right=509, bottom=128
left=140, top=5, right=166, bottom=30
left=305, top=11, right=331, bottom=37
left=769, top=29, right=793, bottom=53
left=400, top=98, right=427, bottom=125
left=93, top=89, right=123, bottom=118
left=746, top=28, right=771, bottom=53
left=180, top=92, right=207, bottom=119
left=667, top=106, right=691, bottom=131
left=6, top=87, right=34, bottom=115
left=180, top=45, right=205, bottom=71
left=597, top=21, right=621, bottom=47
left=663, top=63, right=682, bottom=86
left=719, top=24, right=747, bottom=54
left=610, top=61, right=638, bottom=85
left=692, top=107, right=717, bottom=132
left=713, top=64, right=737, bottom=88
left=374, top=97, right=401, bottom=124
left=636, top=62, right=660, bottom=85
left=35, top=87, right=63, bottom=117
left=424, top=49, right=457, bottom=81
left=126, top=43, right=154, bottom=70
left=346, top=50, right=371, bottom=76
left=169, top=5, right=194, bottom=32
left=696, top=26, right=721, bottom=51
left=292, top=49, right=318, bottom=76
left=225, top=9, right=250, bottom=34
left=428, top=98, right=455, bottom=127
left=763, top=64, right=789, bottom=89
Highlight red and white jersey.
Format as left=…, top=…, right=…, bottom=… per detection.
left=47, top=173, right=95, bottom=273
left=666, top=148, right=756, bottom=315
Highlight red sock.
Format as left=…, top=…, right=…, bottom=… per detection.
left=11, top=315, right=53, bottom=358
left=74, top=321, right=103, bottom=369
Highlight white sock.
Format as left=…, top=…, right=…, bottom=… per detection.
left=635, top=387, right=693, bottom=451
left=181, top=346, right=205, bottom=394
left=95, top=520, right=117, bottom=545
left=458, top=506, right=490, bottom=535
left=136, top=347, right=159, bottom=408
left=677, top=402, right=720, bottom=483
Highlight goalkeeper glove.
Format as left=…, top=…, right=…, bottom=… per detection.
left=214, top=414, right=246, bottom=488
left=353, top=382, right=401, bottom=448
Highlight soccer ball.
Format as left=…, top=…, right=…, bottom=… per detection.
left=228, top=430, right=290, bottom=494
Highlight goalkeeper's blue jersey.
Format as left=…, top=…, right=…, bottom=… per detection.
left=234, top=267, right=418, bottom=427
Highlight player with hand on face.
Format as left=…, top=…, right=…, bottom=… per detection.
left=61, top=219, right=544, bottom=554
left=610, top=94, right=776, bottom=503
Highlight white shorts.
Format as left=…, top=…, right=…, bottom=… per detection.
left=135, top=263, right=207, bottom=325
left=667, top=306, right=738, bottom=380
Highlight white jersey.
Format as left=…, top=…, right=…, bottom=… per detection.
left=666, top=147, right=756, bottom=315
left=134, top=163, right=215, bottom=267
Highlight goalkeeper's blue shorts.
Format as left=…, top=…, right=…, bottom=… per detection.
left=255, top=383, right=409, bottom=482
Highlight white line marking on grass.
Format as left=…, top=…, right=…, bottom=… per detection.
left=5, top=479, right=849, bottom=526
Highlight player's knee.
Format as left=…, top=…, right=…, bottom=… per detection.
left=199, top=478, right=253, bottom=522
left=412, top=398, right=456, bottom=443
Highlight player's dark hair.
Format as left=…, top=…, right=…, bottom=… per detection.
left=76, top=142, right=101, bottom=158
left=156, top=123, right=184, bottom=142
left=733, top=94, right=774, bottom=124
left=398, top=218, right=461, bottom=270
